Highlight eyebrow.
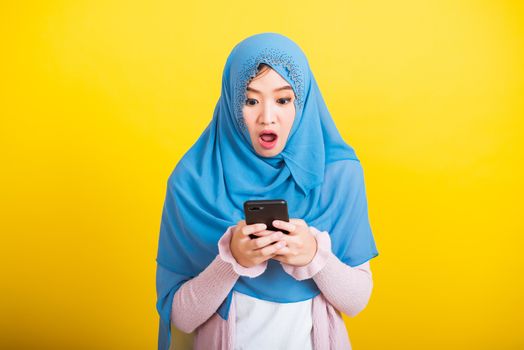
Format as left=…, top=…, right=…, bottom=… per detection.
left=246, top=85, right=293, bottom=93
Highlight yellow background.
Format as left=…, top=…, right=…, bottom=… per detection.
left=1, top=0, right=523, bottom=349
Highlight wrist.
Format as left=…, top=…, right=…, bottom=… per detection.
left=301, top=235, right=318, bottom=266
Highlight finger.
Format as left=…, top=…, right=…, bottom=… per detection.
left=273, top=246, right=292, bottom=256
left=247, top=229, right=279, bottom=240
left=257, top=240, right=287, bottom=257
left=272, top=234, right=300, bottom=249
left=272, top=220, right=296, bottom=233
left=290, top=224, right=309, bottom=236
left=241, top=223, right=267, bottom=237
left=251, top=231, right=283, bottom=249
left=254, top=229, right=278, bottom=237
left=271, top=247, right=292, bottom=263
left=273, top=220, right=307, bottom=236
left=271, top=255, right=285, bottom=263
left=289, top=218, right=307, bottom=227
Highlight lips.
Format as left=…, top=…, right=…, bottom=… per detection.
left=258, top=130, right=278, bottom=149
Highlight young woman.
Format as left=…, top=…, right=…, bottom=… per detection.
left=156, top=32, right=379, bottom=350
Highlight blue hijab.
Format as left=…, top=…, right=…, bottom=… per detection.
left=156, top=32, right=379, bottom=349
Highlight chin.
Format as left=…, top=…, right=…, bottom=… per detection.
left=256, top=147, right=282, bottom=157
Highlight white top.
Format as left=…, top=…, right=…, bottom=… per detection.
left=233, top=290, right=313, bottom=350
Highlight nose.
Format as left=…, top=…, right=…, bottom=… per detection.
left=258, top=103, right=276, bottom=126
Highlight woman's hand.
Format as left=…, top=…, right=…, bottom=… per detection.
left=230, top=220, right=288, bottom=268
left=271, top=219, right=318, bottom=267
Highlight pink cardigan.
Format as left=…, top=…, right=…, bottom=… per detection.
left=170, top=226, right=374, bottom=349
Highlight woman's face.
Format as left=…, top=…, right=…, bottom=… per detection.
left=242, top=65, right=296, bottom=157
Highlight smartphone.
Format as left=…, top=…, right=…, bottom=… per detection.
left=243, top=199, right=290, bottom=239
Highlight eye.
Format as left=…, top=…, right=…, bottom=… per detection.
left=278, top=98, right=292, bottom=105
left=245, top=98, right=258, bottom=106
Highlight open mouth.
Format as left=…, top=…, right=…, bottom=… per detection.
left=258, top=131, right=278, bottom=149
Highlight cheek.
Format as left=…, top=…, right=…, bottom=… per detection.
left=282, top=108, right=296, bottom=135
left=242, top=109, right=256, bottom=133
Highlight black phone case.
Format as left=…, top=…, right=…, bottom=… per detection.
left=243, top=199, right=290, bottom=239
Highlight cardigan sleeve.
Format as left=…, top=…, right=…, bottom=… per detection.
left=171, top=254, right=239, bottom=334
left=171, top=225, right=269, bottom=333
left=281, top=226, right=374, bottom=317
